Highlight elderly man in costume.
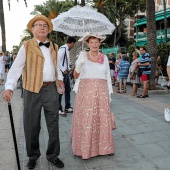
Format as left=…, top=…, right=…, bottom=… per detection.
left=2, top=15, right=65, bottom=169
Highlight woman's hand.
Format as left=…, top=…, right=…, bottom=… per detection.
left=75, top=58, right=85, bottom=73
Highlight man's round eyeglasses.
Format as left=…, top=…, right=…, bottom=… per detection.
left=33, top=24, right=49, bottom=28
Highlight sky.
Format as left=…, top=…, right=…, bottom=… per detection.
left=1, top=0, right=47, bottom=51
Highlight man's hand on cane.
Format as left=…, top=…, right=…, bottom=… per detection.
left=2, top=90, right=13, bottom=103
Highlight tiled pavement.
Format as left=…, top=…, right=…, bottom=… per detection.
left=0, top=82, right=170, bottom=170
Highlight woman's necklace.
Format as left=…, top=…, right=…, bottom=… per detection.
left=89, top=51, right=99, bottom=61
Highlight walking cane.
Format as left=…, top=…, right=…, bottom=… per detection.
left=8, top=102, right=21, bottom=170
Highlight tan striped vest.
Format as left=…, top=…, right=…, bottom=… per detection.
left=22, top=38, right=58, bottom=93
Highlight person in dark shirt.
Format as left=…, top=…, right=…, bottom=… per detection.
left=108, top=53, right=116, bottom=85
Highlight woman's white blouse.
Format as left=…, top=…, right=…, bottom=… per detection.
left=73, top=51, right=113, bottom=101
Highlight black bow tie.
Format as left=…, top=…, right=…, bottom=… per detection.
left=39, top=42, right=50, bottom=48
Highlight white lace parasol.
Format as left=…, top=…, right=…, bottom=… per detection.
left=52, top=5, right=115, bottom=36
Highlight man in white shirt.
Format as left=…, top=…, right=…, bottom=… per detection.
left=2, top=15, right=65, bottom=169
left=58, top=37, right=76, bottom=116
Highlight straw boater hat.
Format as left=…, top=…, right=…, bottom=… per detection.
left=27, top=15, right=53, bottom=33
left=78, top=32, right=106, bottom=42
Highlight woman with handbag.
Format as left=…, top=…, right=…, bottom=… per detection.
left=71, top=32, right=116, bottom=159
left=128, top=51, right=140, bottom=96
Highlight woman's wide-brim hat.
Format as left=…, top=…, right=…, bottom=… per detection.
left=27, top=15, right=53, bottom=33
left=78, top=32, right=106, bottom=42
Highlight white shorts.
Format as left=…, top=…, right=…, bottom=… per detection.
left=110, top=69, right=115, bottom=77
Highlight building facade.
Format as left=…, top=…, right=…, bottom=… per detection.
left=125, top=0, right=170, bottom=43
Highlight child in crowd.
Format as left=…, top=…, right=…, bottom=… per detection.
left=117, top=54, right=130, bottom=93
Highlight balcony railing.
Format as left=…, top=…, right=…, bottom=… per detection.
left=136, top=28, right=170, bottom=39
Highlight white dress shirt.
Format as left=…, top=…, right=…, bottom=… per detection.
left=58, top=44, right=70, bottom=72
left=5, top=40, right=63, bottom=90
left=73, top=51, right=113, bottom=102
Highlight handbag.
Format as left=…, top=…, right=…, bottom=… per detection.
left=164, top=108, right=170, bottom=121
left=137, top=67, right=142, bottom=77
left=130, top=72, right=136, bottom=80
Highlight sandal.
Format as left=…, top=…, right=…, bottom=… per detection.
left=137, top=95, right=145, bottom=98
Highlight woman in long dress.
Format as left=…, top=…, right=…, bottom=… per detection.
left=0, top=52, right=5, bottom=85
left=71, top=33, right=116, bottom=159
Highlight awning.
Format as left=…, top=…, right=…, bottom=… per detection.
left=135, top=41, right=147, bottom=46
left=134, top=8, right=170, bottom=27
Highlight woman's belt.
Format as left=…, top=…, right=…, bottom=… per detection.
left=42, top=81, right=55, bottom=87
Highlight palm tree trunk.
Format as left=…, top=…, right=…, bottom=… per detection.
left=0, top=0, right=6, bottom=52
left=146, top=0, right=157, bottom=89
left=81, top=0, right=85, bottom=6
left=163, top=0, right=167, bottom=43
left=74, top=0, right=77, bottom=5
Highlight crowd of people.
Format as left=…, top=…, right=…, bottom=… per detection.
left=0, top=51, right=17, bottom=85
left=108, top=46, right=169, bottom=98
left=1, top=14, right=170, bottom=170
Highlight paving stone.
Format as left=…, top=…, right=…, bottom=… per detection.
left=114, top=145, right=146, bottom=164
left=114, top=125, right=138, bottom=135
left=156, top=140, right=170, bottom=152
left=84, top=155, right=115, bottom=169
left=0, top=149, right=16, bottom=164
left=125, top=132, right=159, bottom=145
left=60, top=141, right=73, bottom=156
left=151, top=155, right=170, bottom=170
left=113, top=160, right=160, bottom=170
left=134, top=143, right=169, bottom=159
left=54, top=155, right=86, bottom=170
left=130, top=124, right=155, bottom=133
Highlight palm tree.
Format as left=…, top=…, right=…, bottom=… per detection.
left=0, top=0, right=6, bottom=52
left=146, top=0, right=157, bottom=89
left=81, top=0, right=85, bottom=6
left=0, top=0, right=27, bottom=52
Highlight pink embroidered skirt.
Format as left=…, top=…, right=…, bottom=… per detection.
left=71, top=79, right=116, bottom=159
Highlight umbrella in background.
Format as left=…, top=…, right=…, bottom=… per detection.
left=52, top=5, right=115, bottom=36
